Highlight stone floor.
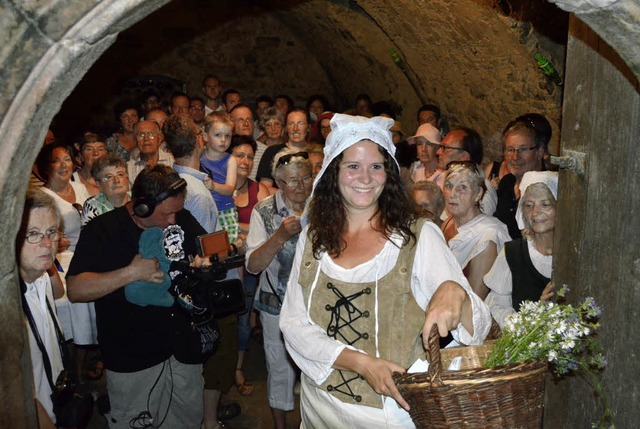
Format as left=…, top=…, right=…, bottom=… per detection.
left=84, top=333, right=302, bottom=429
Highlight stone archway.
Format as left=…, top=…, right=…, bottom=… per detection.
left=1, top=0, right=638, bottom=427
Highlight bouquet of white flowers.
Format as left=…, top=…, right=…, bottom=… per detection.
left=486, top=286, right=612, bottom=428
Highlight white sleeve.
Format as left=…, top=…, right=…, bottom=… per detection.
left=412, top=222, right=492, bottom=345
left=483, top=248, right=515, bottom=328
left=245, top=207, right=268, bottom=274
left=280, top=230, right=347, bottom=385
left=481, top=179, right=498, bottom=216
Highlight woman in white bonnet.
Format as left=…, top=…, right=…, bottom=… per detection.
left=279, top=114, right=491, bottom=428
left=484, top=170, right=559, bottom=328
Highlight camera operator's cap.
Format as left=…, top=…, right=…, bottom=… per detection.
left=515, top=170, right=558, bottom=230
left=313, top=114, right=397, bottom=192
left=407, top=123, right=442, bottom=146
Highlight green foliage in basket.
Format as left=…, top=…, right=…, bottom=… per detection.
left=485, top=285, right=613, bottom=428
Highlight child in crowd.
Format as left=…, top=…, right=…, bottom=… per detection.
left=201, top=111, right=239, bottom=243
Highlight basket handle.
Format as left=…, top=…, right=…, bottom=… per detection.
left=426, top=319, right=501, bottom=383
left=426, top=325, right=443, bottom=384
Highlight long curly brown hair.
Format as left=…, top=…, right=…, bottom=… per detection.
left=308, top=145, right=417, bottom=258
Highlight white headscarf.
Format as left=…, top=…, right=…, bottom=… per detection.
left=312, top=114, right=397, bottom=193
left=516, top=171, right=559, bottom=230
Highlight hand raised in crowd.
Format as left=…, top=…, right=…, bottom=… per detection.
left=276, top=216, right=302, bottom=241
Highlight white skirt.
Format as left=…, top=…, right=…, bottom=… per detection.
left=54, top=250, right=98, bottom=345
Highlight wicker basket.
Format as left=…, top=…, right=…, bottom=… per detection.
left=394, top=325, right=547, bottom=429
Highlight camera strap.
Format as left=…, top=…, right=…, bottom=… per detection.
left=20, top=278, right=66, bottom=393
left=265, top=272, right=283, bottom=306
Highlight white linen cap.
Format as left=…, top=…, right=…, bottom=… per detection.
left=313, top=114, right=397, bottom=192
left=516, top=170, right=559, bottom=230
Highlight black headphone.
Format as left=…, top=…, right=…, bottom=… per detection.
left=132, top=178, right=188, bottom=218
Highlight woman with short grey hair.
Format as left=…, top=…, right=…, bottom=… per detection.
left=441, top=161, right=511, bottom=300
left=245, top=148, right=312, bottom=429
left=258, top=107, right=285, bottom=148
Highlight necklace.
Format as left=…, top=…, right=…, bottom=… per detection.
left=423, top=165, right=437, bottom=179
left=54, top=183, right=73, bottom=197
left=233, top=180, right=248, bottom=198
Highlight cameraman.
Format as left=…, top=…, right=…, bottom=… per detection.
left=67, top=165, right=209, bottom=429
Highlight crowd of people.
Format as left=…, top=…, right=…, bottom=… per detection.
left=19, top=73, right=560, bottom=429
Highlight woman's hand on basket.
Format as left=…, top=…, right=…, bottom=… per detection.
left=423, top=281, right=473, bottom=347
left=334, top=349, right=410, bottom=411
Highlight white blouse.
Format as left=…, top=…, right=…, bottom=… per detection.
left=448, top=213, right=511, bottom=269
left=484, top=239, right=553, bottom=327
left=280, top=221, right=492, bottom=428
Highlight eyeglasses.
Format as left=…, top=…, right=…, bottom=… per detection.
left=190, top=106, right=204, bottom=111
left=446, top=160, right=481, bottom=174
left=287, top=122, right=307, bottom=127
left=25, top=229, right=61, bottom=244
left=435, top=143, right=467, bottom=152
left=100, top=172, right=128, bottom=183
left=505, top=146, right=538, bottom=156
left=136, top=132, right=159, bottom=140
left=234, top=118, right=252, bottom=124
left=264, top=122, right=282, bottom=128
left=276, top=151, right=309, bottom=168
left=279, top=175, right=313, bottom=189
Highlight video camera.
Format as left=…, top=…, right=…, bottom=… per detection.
left=172, top=231, right=246, bottom=323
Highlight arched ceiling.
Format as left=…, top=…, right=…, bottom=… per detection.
left=57, top=0, right=568, bottom=157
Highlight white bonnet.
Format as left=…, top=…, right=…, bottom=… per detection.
left=516, top=171, right=559, bottom=230
left=313, top=114, right=397, bottom=191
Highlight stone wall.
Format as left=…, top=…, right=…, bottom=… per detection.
left=58, top=0, right=565, bottom=160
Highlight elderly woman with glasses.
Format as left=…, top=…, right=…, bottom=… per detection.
left=279, top=114, right=491, bottom=428
left=18, top=189, right=65, bottom=428
left=440, top=162, right=511, bottom=300
left=245, top=148, right=313, bottom=429
left=81, top=154, right=131, bottom=227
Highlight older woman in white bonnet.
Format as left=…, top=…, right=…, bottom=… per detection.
left=279, top=114, right=491, bottom=428
left=484, top=170, right=559, bottom=328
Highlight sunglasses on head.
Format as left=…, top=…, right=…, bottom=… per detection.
left=276, top=151, right=309, bottom=168
left=446, top=160, right=480, bottom=174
